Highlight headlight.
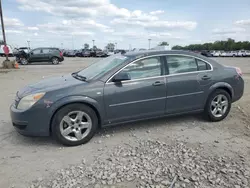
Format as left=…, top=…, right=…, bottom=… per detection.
left=17, top=92, right=45, bottom=110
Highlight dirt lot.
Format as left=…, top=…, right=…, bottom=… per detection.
left=0, top=57, right=249, bottom=188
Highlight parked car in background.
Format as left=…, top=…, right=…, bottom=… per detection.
left=237, top=50, right=247, bottom=57
left=245, top=50, right=250, bottom=57
left=10, top=50, right=244, bottom=146
left=82, top=50, right=91, bottom=57
left=201, top=50, right=212, bottom=57
left=96, top=50, right=108, bottom=57
left=211, top=51, right=222, bottom=57
left=17, top=47, right=64, bottom=65
left=75, top=50, right=83, bottom=57
left=67, top=50, right=77, bottom=57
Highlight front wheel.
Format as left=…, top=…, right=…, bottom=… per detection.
left=52, top=103, right=98, bottom=146
left=204, top=89, right=231, bottom=122
left=51, top=57, right=59, bottom=65
left=20, top=58, right=28, bottom=65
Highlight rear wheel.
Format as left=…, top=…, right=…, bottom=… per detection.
left=204, top=89, right=231, bottom=122
left=52, top=103, right=98, bottom=146
left=51, top=57, right=59, bottom=65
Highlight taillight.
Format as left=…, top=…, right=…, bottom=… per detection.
left=60, top=52, right=63, bottom=57
left=235, top=67, right=242, bottom=76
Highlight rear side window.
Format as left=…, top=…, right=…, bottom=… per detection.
left=196, top=59, right=211, bottom=70
left=166, top=55, right=197, bottom=74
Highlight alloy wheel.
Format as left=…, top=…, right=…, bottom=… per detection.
left=52, top=58, right=59, bottom=64
left=210, top=94, right=229, bottom=118
left=59, top=111, right=92, bottom=141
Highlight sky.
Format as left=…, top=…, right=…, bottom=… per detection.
left=1, top=0, right=250, bottom=50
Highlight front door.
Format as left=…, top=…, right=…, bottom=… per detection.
left=29, top=49, right=44, bottom=62
left=164, top=55, right=213, bottom=114
left=104, top=56, right=166, bottom=124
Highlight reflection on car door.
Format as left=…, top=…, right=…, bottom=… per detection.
left=42, top=48, right=50, bottom=61
left=104, top=56, right=166, bottom=124
left=164, top=55, right=213, bottom=114
left=29, top=49, right=44, bottom=62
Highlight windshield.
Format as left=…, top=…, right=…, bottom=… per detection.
left=77, top=55, right=129, bottom=80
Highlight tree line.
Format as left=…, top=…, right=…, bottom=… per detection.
left=172, top=38, right=250, bottom=51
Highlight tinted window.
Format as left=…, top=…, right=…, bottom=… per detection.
left=120, top=57, right=161, bottom=80
left=166, top=55, right=197, bottom=74
left=32, top=49, right=41, bottom=54
left=41, top=49, right=50, bottom=53
left=196, top=59, right=211, bottom=70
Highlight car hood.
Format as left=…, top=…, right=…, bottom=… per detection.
left=17, top=74, right=84, bottom=98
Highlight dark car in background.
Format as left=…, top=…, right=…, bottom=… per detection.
left=96, top=50, right=108, bottom=57
left=10, top=50, right=244, bottom=146
left=82, top=50, right=91, bottom=57
left=201, top=50, right=213, bottom=57
left=66, top=50, right=77, bottom=57
left=17, top=47, right=64, bottom=65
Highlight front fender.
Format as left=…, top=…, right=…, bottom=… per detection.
left=47, top=95, right=103, bottom=124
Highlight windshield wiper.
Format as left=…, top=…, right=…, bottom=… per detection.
left=71, top=72, right=87, bottom=81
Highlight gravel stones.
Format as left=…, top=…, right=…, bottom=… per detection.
left=29, top=139, right=250, bottom=188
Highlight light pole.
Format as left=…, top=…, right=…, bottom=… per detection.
left=92, top=40, right=95, bottom=48
left=0, top=0, right=8, bottom=60
left=148, top=39, right=151, bottom=50
left=27, top=40, right=30, bottom=49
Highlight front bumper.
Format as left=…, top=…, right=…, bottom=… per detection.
left=10, top=104, right=50, bottom=137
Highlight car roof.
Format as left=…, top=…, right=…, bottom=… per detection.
left=124, top=50, right=222, bottom=67
left=125, top=50, right=205, bottom=59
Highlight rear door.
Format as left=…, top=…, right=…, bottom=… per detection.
left=104, top=56, right=167, bottom=124
left=41, top=48, right=51, bottom=61
left=164, top=55, right=213, bottom=114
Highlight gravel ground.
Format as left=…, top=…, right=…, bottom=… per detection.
left=0, top=57, right=250, bottom=188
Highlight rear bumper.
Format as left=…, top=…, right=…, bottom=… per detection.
left=232, top=77, right=244, bottom=103
left=59, top=57, right=64, bottom=62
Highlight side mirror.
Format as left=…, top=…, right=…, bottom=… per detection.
left=112, top=72, right=131, bottom=82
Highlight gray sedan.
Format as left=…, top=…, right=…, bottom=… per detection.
left=10, top=50, right=244, bottom=146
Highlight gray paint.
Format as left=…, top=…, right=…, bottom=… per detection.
left=10, top=50, right=244, bottom=136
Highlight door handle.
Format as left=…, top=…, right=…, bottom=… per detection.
left=201, top=75, right=211, bottom=80
left=152, top=81, right=164, bottom=86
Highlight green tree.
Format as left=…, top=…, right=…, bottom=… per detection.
left=158, top=41, right=169, bottom=46
left=105, top=43, right=115, bottom=52
left=84, top=43, right=89, bottom=50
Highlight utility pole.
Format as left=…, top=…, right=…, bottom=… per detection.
left=27, top=40, right=30, bottom=49
left=0, top=0, right=8, bottom=60
left=148, top=39, right=151, bottom=50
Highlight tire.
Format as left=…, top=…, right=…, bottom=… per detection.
left=51, top=57, right=59, bottom=65
left=20, top=58, right=28, bottom=65
left=51, top=103, right=98, bottom=146
left=204, top=89, right=231, bottom=122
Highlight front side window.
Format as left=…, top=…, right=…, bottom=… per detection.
left=32, top=49, right=41, bottom=54
left=166, top=55, right=197, bottom=74
left=119, top=57, right=162, bottom=80
left=42, top=49, right=50, bottom=53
